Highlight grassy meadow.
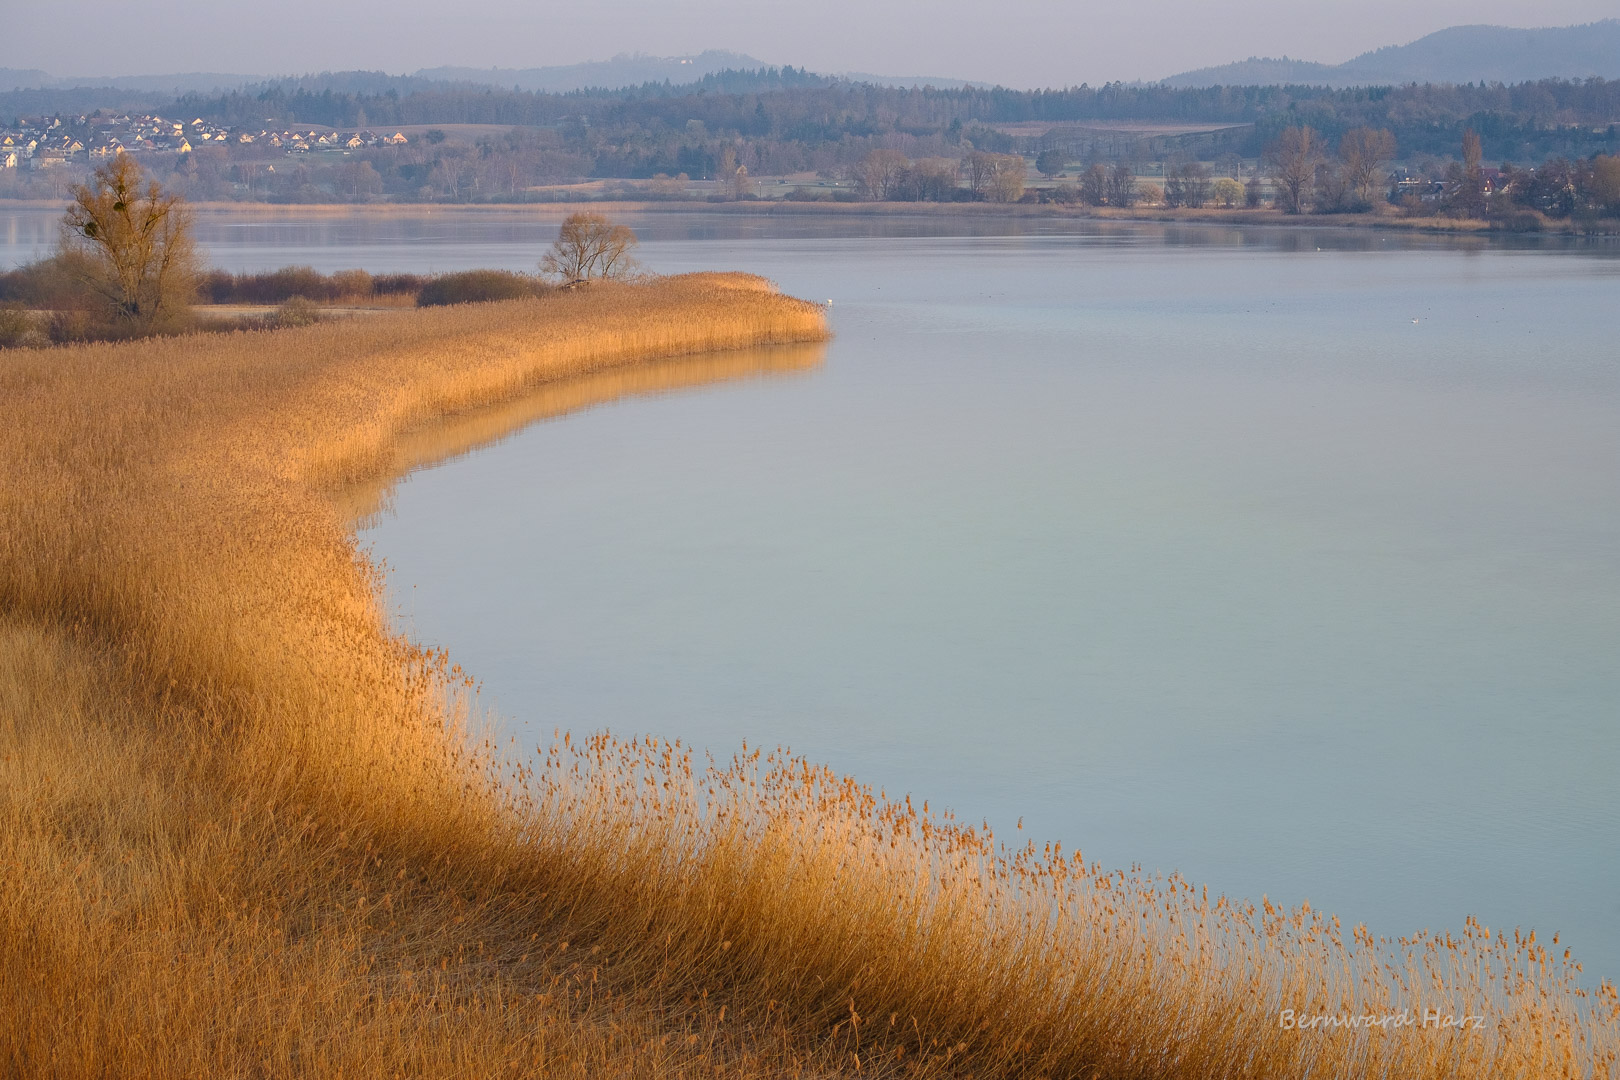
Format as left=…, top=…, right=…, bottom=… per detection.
left=1, top=273, right=1615, bottom=1078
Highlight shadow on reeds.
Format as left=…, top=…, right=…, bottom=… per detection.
left=333, top=341, right=825, bottom=527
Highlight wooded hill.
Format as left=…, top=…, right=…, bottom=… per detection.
left=1163, top=20, right=1620, bottom=89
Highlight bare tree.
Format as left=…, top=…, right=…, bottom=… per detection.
left=1444, top=129, right=1488, bottom=218
left=428, top=154, right=467, bottom=199
left=986, top=154, right=1027, bottom=202
left=1338, top=127, right=1397, bottom=209
left=234, top=160, right=262, bottom=197
left=62, top=154, right=199, bottom=331
left=1079, top=163, right=1107, bottom=206
left=963, top=151, right=998, bottom=198
left=1164, top=161, right=1212, bottom=208
left=1590, top=154, right=1620, bottom=216
left=892, top=158, right=959, bottom=201
left=1267, top=126, right=1324, bottom=214
left=1313, top=159, right=1352, bottom=212
left=336, top=160, right=383, bottom=200
left=852, top=149, right=909, bottom=200
left=1105, top=162, right=1137, bottom=208
left=540, top=213, right=640, bottom=284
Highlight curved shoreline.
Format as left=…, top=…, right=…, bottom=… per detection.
left=333, top=339, right=826, bottom=526
left=0, top=276, right=837, bottom=1073
left=2, top=275, right=1614, bottom=1077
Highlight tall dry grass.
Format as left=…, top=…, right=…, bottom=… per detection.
left=1, top=272, right=1614, bottom=1078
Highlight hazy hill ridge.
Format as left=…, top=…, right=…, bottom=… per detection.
left=0, top=70, right=271, bottom=94
left=414, top=51, right=768, bottom=92
left=0, top=56, right=766, bottom=97
left=0, top=53, right=948, bottom=98
left=1162, top=20, right=1620, bottom=88
left=837, top=72, right=977, bottom=89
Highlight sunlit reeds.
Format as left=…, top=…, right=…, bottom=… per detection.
left=510, top=734, right=1617, bottom=1077
left=0, top=271, right=1613, bottom=1078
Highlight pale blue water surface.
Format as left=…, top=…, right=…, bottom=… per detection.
left=6, top=207, right=1617, bottom=979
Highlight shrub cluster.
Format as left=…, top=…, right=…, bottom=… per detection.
left=415, top=270, right=551, bottom=307
left=0, top=258, right=83, bottom=311
left=0, top=303, right=35, bottom=348
left=198, top=267, right=427, bottom=304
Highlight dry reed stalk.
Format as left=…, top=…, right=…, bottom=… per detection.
left=1, top=272, right=1614, bottom=1079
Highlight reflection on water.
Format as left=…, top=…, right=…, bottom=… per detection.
left=4, top=205, right=1619, bottom=274
left=332, top=342, right=826, bottom=525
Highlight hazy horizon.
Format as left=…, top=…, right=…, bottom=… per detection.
left=9, top=1, right=1619, bottom=90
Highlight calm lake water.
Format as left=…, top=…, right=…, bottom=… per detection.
left=7, top=206, right=1618, bottom=979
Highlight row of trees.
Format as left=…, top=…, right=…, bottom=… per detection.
left=1071, top=163, right=1140, bottom=207
left=849, top=150, right=1028, bottom=202
left=1266, top=123, right=1620, bottom=218
left=1266, top=125, right=1398, bottom=212
left=846, top=150, right=1176, bottom=207
left=1257, top=125, right=1399, bottom=212
left=841, top=133, right=1620, bottom=220
left=1476, top=153, right=1620, bottom=219
left=1162, top=164, right=1252, bottom=209
left=844, top=151, right=1254, bottom=210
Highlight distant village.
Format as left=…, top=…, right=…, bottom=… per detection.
left=0, top=113, right=409, bottom=171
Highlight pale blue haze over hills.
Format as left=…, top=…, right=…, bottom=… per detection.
left=1159, top=20, right=1620, bottom=87
left=0, top=52, right=974, bottom=97
left=4, top=20, right=1617, bottom=97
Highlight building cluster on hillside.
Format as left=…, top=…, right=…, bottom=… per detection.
left=0, top=114, right=410, bottom=170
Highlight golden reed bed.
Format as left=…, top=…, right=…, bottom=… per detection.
left=0, top=274, right=1613, bottom=1078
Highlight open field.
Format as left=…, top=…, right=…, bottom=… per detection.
left=2, top=274, right=1616, bottom=1077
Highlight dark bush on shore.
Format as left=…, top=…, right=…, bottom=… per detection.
left=0, top=303, right=36, bottom=348
left=415, top=270, right=550, bottom=307
left=0, top=257, right=84, bottom=310
left=269, top=297, right=324, bottom=328
left=4, top=261, right=432, bottom=311
left=39, top=306, right=197, bottom=345
left=198, top=267, right=428, bottom=304
left=371, top=273, right=428, bottom=297
left=1489, top=210, right=1547, bottom=233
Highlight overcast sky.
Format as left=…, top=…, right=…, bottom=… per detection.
left=9, top=0, right=1618, bottom=87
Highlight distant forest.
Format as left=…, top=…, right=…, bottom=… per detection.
left=4, top=70, right=1618, bottom=204
left=172, top=75, right=1620, bottom=163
